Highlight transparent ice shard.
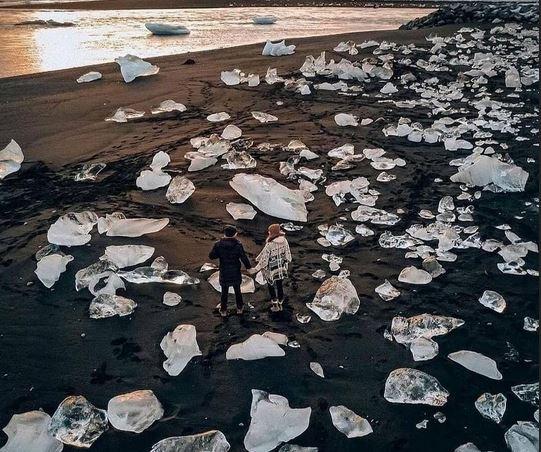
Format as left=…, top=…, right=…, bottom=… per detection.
left=166, top=176, right=195, bottom=204
left=89, top=294, right=137, bottom=319
left=76, top=71, right=102, bottom=83
left=107, top=390, right=163, bottom=433
left=384, top=368, right=449, bottom=406
left=226, top=202, right=257, bottom=220
left=150, top=431, right=230, bottom=452
left=306, top=276, right=360, bottom=321
left=226, top=334, right=286, bottom=361
left=329, top=405, right=372, bottom=438
left=448, top=350, right=502, bottom=380
left=0, top=410, right=62, bottom=452
left=160, top=324, right=202, bottom=376
left=474, top=393, right=506, bottom=424
left=114, top=54, right=159, bottom=83
left=0, top=139, right=24, bottom=180
left=35, top=254, right=74, bottom=288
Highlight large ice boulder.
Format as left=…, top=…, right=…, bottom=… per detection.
left=107, top=390, right=163, bottom=433
left=48, top=396, right=108, bottom=448
left=114, top=54, right=159, bottom=83
left=384, top=368, right=449, bottom=406
left=226, top=333, right=286, bottom=360
left=450, top=155, right=528, bottom=192
left=160, top=324, right=202, bottom=376
left=0, top=139, right=24, bottom=180
left=306, top=276, right=360, bottom=321
left=230, top=173, right=307, bottom=222
left=244, top=390, right=311, bottom=452
left=150, top=430, right=230, bottom=451
left=0, top=410, right=63, bottom=452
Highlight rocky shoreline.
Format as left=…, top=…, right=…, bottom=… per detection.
left=401, top=2, right=539, bottom=29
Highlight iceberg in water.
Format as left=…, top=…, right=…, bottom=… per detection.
left=150, top=430, right=230, bottom=452
left=262, top=40, right=296, bottom=57
left=114, top=54, right=159, bottom=83
left=0, top=410, right=63, bottom=452
left=306, top=276, right=360, bottom=321
left=48, top=396, right=108, bottom=448
left=145, top=23, right=190, bottom=35
left=253, top=15, right=277, bottom=25
left=107, top=390, right=163, bottom=433
left=230, top=173, right=308, bottom=222
left=450, top=155, right=528, bottom=192
left=0, top=139, right=24, bottom=180
left=160, top=324, right=202, bottom=376
left=384, top=368, right=449, bottom=406
left=244, top=390, right=311, bottom=452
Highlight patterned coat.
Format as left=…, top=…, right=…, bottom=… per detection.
left=255, top=236, right=292, bottom=283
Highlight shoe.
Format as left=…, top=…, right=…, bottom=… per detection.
left=270, top=300, right=280, bottom=312
left=219, top=309, right=227, bottom=317
left=236, top=307, right=244, bottom=315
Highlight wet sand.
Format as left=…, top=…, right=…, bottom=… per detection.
left=0, top=25, right=538, bottom=451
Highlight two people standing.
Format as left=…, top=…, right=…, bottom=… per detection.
left=208, top=224, right=292, bottom=317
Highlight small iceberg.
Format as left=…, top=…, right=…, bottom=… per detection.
left=253, top=15, right=277, bottom=25
left=145, top=23, right=190, bottom=36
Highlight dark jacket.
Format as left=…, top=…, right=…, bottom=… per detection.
left=209, top=237, right=252, bottom=285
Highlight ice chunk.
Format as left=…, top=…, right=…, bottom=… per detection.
left=226, top=202, right=257, bottom=220
left=208, top=271, right=254, bottom=293
left=145, top=23, right=190, bottom=35
left=398, top=266, right=432, bottom=285
left=478, top=290, right=506, bottom=313
left=244, top=390, right=311, bottom=452
left=35, top=254, right=74, bottom=288
left=119, top=257, right=199, bottom=286
left=505, top=67, right=521, bottom=89
left=151, top=100, right=187, bottom=114
left=335, top=113, right=358, bottom=127
left=253, top=15, right=277, bottom=25
left=0, top=140, right=25, bottom=180
left=105, top=107, right=145, bottom=123
left=384, top=368, right=449, bottom=406
left=329, top=405, right=372, bottom=438
left=160, top=324, right=201, bottom=376
left=505, top=422, right=539, bottom=452
left=0, top=410, right=62, bottom=452
left=163, top=292, right=182, bottom=306
left=114, top=54, right=159, bottom=83
left=48, top=396, right=108, bottom=448
left=262, top=40, right=296, bottom=56
left=334, top=40, right=358, bottom=55
left=166, top=176, right=195, bottom=204
left=474, top=393, right=506, bottom=424
left=422, top=256, right=445, bottom=278
left=89, top=294, right=137, bottom=319
left=448, top=350, right=502, bottom=380
left=511, top=383, right=539, bottom=406
left=309, top=362, right=324, bottom=378
left=221, top=71, right=241, bottom=86
left=351, top=206, right=400, bottom=225
left=76, top=71, right=102, bottom=83
left=455, top=443, right=482, bottom=452
left=101, top=217, right=169, bottom=237
left=307, top=276, right=360, bottom=321
left=380, top=82, right=398, bottom=94
left=230, top=173, right=307, bottom=222
left=107, top=390, right=163, bottom=433
left=278, top=446, right=317, bottom=452
left=375, top=280, right=400, bottom=301
left=207, top=112, right=231, bottom=122
left=101, top=245, right=154, bottom=269
left=450, top=155, right=528, bottom=192
left=150, top=430, right=230, bottom=452
left=47, top=211, right=98, bottom=247
left=74, top=163, right=106, bottom=181
left=325, top=224, right=355, bottom=246
left=410, top=337, right=439, bottom=361
left=252, top=112, right=278, bottom=123
left=391, top=314, right=464, bottom=345
left=226, top=334, right=286, bottom=360
left=221, top=125, right=242, bottom=140
left=136, top=169, right=171, bottom=191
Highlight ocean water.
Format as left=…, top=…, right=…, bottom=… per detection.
left=0, top=7, right=432, bottom=77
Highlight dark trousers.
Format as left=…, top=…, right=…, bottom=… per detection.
left=220, top=283, right=243, bottom=311
left=267, top=279, right=284, bottom=301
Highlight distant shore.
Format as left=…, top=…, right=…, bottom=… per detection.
left=1, top=0, right=441, bottom=10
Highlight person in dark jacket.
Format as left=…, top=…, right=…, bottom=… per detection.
left=209, top=225, right=252, bottom=317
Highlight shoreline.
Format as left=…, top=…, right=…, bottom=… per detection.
left=1, top=0, right=442, bottom=10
